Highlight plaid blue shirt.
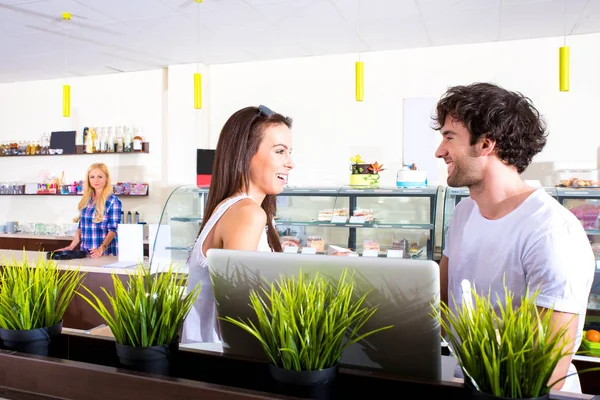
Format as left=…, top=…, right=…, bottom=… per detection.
left=78, top=194, right=122, bottom=256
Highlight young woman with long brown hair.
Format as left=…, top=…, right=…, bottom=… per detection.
left=181, top=105, right=294, bottom=344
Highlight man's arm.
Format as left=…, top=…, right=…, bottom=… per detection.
left=543, top=309, right=579, bottom=391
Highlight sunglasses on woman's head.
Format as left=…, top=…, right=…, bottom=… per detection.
left=258, top=105, right=275, bottom=116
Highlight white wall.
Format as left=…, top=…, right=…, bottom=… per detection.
left=0, top=69, right=167, bottom=225
left=206, top=33, right=600, bottom=187
left=2, top=32, right=600, bottom=227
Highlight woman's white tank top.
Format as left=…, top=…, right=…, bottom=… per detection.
left=181, top=194, right=271, bottom=344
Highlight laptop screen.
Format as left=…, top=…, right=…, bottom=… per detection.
left=207, top=249, right=441, bottom=382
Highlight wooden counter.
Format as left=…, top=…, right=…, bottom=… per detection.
left=0, top=330, right=593, bottom=400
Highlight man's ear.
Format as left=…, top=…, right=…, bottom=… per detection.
left=480, top=137, right=496, bottom=157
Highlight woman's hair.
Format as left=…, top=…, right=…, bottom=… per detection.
left=432, top=82, right=548, bottom=173
left=199, top=106, right=293, bottom=252
left=74, top=163, right=113, bottom=223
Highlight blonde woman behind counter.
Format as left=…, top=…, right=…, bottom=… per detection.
left=57, top=163, right=122, bottom=258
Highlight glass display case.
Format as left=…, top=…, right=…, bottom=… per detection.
left=442, top=186, right=600, bottom=328
left=151, top=185, right=442, bottom=265
left=556, top=187, right=600, bottom=329
left=150, top=185, right=208, bottom=267
left=275, top=186, right=441, bottom=260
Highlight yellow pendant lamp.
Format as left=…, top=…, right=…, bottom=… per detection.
left=193, top=0, right=203, bottom=109
left=194, top=73, right=202, bottom=109
left=559, top=0, right=570, bottom=92
left=559, top=45, right=570, bottom=92
left=62, top=12, right=71, bottom=117
left=355, top=61, right=364, bottom=102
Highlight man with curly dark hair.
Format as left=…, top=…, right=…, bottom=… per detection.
left=434, top=82, right=595, bottom=393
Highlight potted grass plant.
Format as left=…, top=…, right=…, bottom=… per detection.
left=78, top=263, right=201, bottom=376
left=434, top=284, right=600, bottom=400
left=220, top=269, right=393, bottom=386
left=0, top=253, right=85, bottom=356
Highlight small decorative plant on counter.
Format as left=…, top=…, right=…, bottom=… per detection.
left=78, top=264, right=201, bottom=376
left=220, top=269, right=392, bottom=386
left=434, top=284, right=600, bottom=399
left=0, top=253, right=85, bottom=356
left=349, top=154, right=385, bottom=187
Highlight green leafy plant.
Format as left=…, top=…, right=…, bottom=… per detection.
left=78, top=264, right=201, bottom=347
left=0, top=253, right=85, bottom=330
left=221, top=269, right=393, bottom=371
left=433, top=284, right=597, bottom=398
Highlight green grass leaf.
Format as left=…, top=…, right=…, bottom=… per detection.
left=220, top=268, right=392, bottom=371
left=77, top=263, right=201, bottom=347
left=0, top=252, right=86, bottom=330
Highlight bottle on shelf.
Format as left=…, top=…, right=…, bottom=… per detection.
left=116, top=126, right=124, bottom=153
left=107, top=127, right=115, bottom=153
left=99, top=127, right=107, bottom=153
left=85, top=130, right=94, bottom=154
left=41, top=132, right=50, bottom=155
left=124, top=126, right=133, bottom=153
left=91, top=127, right=98, bottom=153
left=133, top=126, right=143, bottom=152
left=82, top=127, right=89, bottom=152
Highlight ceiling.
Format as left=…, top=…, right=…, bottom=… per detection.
left=0, top=0, right=599, bottom=84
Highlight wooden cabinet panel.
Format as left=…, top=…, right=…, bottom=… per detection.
left=0, top=237, right=73, bottom=253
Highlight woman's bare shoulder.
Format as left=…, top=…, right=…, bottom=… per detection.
left=217, top=198, right=267, bottom=250
left=225, top=198, right=266, bottom=226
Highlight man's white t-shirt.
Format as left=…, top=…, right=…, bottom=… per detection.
left=444, top=188, right=595, bottom=393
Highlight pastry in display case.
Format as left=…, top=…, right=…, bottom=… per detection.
left=275, top=185, right=441, bottom=260
left=556, top=169, right=600, bottom=188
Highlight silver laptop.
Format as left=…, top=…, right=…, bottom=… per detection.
left=206, top=249, right=441, bottom=382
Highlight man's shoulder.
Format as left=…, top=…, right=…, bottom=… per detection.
left=452, top=196, right=477, bottom=219
left=522, top=190, right=582, bottom=230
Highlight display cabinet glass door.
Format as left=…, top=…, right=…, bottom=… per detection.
left=346, top=187, right=437, bottom=260
left=275, top=188, right=348, bottom=254
left=152, top=185, right=208, bottom=266
left=556, top=188, right=600, bottom=328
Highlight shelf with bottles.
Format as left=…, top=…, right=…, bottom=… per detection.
left=0, top=142, right=150, bottom=156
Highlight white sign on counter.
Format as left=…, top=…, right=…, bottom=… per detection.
left=386, top=250, right=403, bottom=258
left=362, top=249, right=379, bottom=258
left=301, top=247, right=317, bottom=255
left=118, top=224, right=144, bottom=264
left=284, top=246, right=299, bottom=253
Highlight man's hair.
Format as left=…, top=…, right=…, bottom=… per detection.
left=432, top=82, right=548, bottom=173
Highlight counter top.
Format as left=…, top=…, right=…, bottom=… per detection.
left=0, top=249, right=143, bottom=274
left=0, top=249, right=188, bottom=275
left=0, top=233, right=150, bottom=244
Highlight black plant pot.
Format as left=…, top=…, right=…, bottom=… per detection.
left=465, top=379, right=550, bottom=400
left=268, top=364, right=339, bottom=386
left=268, top=364, right=338, bottom=400
left=115, top=340, right=179, bottom=376
left=0, top=320, right=63, bottom=357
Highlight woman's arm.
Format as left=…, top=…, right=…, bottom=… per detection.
left=56, top=228, right=81, bottom=251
